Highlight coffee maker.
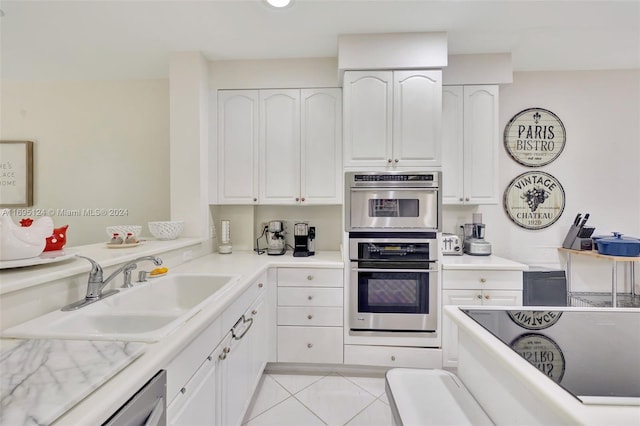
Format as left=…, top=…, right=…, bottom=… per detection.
left=293, top=223, right=315, bottom=257
left=461, top=214, right=492, bottom=256
left=266, top=220, right=286, bottom=255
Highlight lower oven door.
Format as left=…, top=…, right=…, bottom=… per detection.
left=349, top=264, right=438, bottom=332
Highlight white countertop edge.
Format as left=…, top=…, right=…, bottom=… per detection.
left=444, top=305, right=640, bottom=425
left=51, top=250, right=344, bottom=426
left=0, top=238, right=205, bottom=295
left=441, top=254, right=529, bottom=271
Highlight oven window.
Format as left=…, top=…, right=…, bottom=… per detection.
left=358, top=271, right=429, bottom=314
left=368, top=199, right=419, bottom=218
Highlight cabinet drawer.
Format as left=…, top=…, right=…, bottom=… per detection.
left=443, top=270, right=522, bottom=290
left=277, top=306, right=343, bottom=326
left=344, top=344, right=442, bottom=368
left=277, top=287, right=343, bottom=307
left=223, top=273, right=267, bottom=331
left=277, top=326, right=343, bottom=364
left=278, top=268, right=343, bottom=287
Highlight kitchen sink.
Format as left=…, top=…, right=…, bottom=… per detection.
left=2, top=273, right=238, bottom=342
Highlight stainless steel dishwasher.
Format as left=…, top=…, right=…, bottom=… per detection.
left=103, top=370, right=167, bottom=426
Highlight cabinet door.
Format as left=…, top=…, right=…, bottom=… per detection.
left=301, top=88, right=342, bottom=204
left=343, top=71, right=393, bottom=167
left=441, top=86, right=465, bottom=204
left=463, top=85, right=499, bottom=204
left=249, top=293, right=269, bottom=385
left=167, top=344, right=221, bottom=426
left=393, top=70, right=442, bottom=167
left=218, top=90, right=259, bottom=204
left=482, top=290, right=523, bottom=306
left=442, top=289, right=482, bottom=368
left=259, top=89, right=301, bottom=204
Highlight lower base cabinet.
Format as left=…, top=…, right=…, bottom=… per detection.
left=166, top=273, right=269, bottom=426
left=277, top=326, right=343, bottom=364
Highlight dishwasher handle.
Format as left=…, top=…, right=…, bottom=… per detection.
left=144, top=397, right=165, bottom=426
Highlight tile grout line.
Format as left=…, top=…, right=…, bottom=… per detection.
left=244, top=375, right=293, bottom=423
left=341, top=397, right=380, bottom=426
left=338, top=372, right=385, bottom=399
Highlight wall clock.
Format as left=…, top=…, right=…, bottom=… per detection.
left=503, top=171, right=565, bottom=230
left=504, top=108, right=566, bottom=167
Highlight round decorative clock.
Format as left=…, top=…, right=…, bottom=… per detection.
left=504, top=171, right=565, bottom=230
left=504, top=108, right=566, bottom=167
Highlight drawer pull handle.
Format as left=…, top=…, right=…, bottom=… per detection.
left=391, top=356, right=396, bottom=361
left=307, top=343, right=313, bottom=348
left=307, top=314, right=313, bottom=320
left=480, top=278, right=486, bottom=283
left=258, top=283, right=264, bottom=288
left=308, top=295, right=313, bottom=300
left=307, top=275, right=314, bottom=281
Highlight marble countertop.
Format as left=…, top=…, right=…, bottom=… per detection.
left=17, top=250, right=343, bottom=426
left=441, top=254, right=528, bottom=271
left=0, top=339, right=145, bottom=426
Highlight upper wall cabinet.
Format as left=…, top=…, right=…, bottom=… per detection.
left=218, top=90, right=260, bottom=204
left=442, top=85, right=499, bottom=205
left=343, top=70, right=442, bottom=169
left=217, top=88, right=342, bottom=205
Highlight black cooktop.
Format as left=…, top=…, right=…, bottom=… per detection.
left=462, top=309, right=640, bottom=404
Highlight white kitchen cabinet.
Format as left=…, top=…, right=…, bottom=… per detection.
left=217, top=90, right=260, bottom=204
left=442, top=85, right=499, bottom=204
left=218, top=88, right=342, bottom=205
left=166, top=273, right=270, bottom=426
left=344, top=344, right=443, bottom=369
left=276, top=267, right=344, bottom=364
left=343, top=70, right=442, bottom=168
left=442, top=269, right=522, bottom=368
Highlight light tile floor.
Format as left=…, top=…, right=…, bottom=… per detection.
left=242, top=372, right=393, bottom=426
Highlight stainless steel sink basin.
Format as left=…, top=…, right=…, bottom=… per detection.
left=2, top=273, right=238, bottom=342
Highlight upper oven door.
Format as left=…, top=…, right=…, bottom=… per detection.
left=348, top=188, right=439, bottom=231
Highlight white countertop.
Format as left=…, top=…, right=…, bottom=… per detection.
left=445, top=305, right=640, bottom=425
left=16, top=250, right=343, bottom=426
left=441, top=254, right=528, bottom=271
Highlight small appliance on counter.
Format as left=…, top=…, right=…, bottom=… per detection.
left=461, top=214, right=491, bottom=256
left=293, top=222, right=315, bottom=257
left=266, top=220, right=286, bottom=255
left=441, top=233, right=462, bottom=256
left=562, top=212, right=594, bottom=250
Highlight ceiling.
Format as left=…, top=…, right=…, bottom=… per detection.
left=1, top=0, right=639, bottom=80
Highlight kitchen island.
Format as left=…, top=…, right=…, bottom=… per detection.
left=445, top=305, right=640, bottom=425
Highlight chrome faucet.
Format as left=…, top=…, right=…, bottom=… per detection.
left=62, top=255, right=163, bottom=311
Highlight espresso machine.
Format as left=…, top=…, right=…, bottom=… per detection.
left=461, top=214, right=492, bottom=256
left=266, top=220, right=286, bottom=255
left=293, top=223, right=316, bottom=257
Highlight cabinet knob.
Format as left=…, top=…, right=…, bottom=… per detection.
left=180, top=387, right=186, bottom=394
left=387, top=159, right=392, bottom=163
left=307, top=275, right=314, bottom=281
left=252, top=309, right=258, bottom=316
left=301, top=197, right=305, bottom=202
left=307, top=343, right=313, bottom=348
left=253, top=198, right=257, bottom=202
left=485, top=295, right=490, bottom=300
left=459, top=197, right=464, bottom=202
left=477, top=294, right=482, bottom=299
left=296, top=197, right=300, bottom=202
left=480, top=278, right=486, bottom=283
left=391, top=355, right=396, bottom=361
left=394, top=159, right=399, bottom=163
left=465, top=197, right=470, bottom=202
left=258, top=283, right=264, bottom=288
left=207, top=355, right=212, bottom=361
left=223, top=347, right=231, bottom=354
left=307, top=314, right=313, bottom=320
left=308, top=295, right=313, bottom=300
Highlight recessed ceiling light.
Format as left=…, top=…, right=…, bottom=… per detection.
left=264, top=0, right=294, bottom=9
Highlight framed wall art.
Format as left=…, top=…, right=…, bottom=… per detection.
left=504, top=108, right=566, bottom=167
left=503, top=171, right=565, bottom=230
left=0, top=141, right=34, bottom=207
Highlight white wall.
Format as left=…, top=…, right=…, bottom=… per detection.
left=0, top=80, right=170, bottom=246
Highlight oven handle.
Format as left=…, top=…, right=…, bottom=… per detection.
left=350, top=187, right=438, bottom=192
left=351, top=267, right=438, bottom=273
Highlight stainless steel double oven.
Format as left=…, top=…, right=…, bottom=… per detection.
left=346, top=171, right=441, bottom=333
